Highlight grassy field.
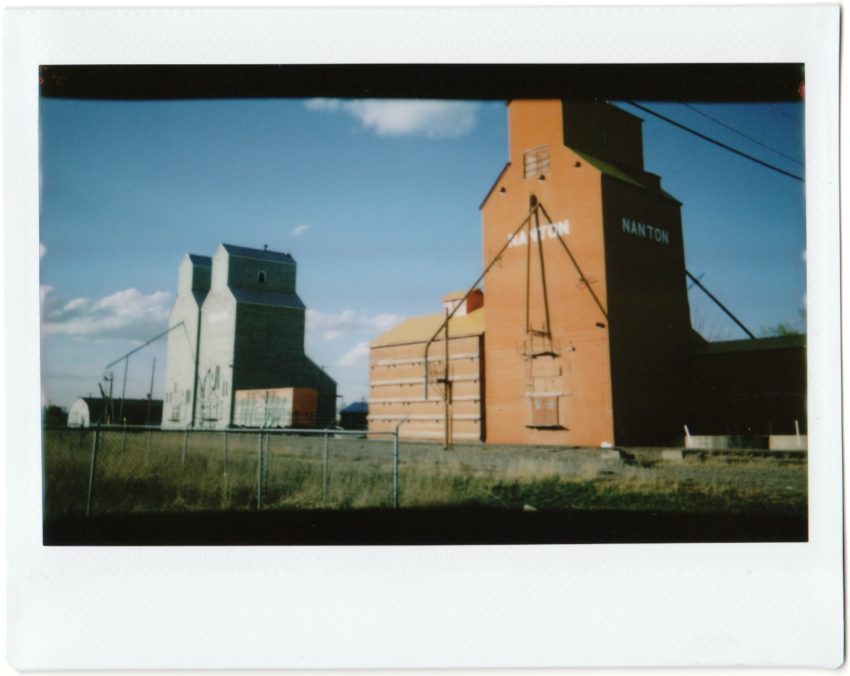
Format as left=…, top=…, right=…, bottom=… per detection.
left=42, top=428, right=807, bottom=520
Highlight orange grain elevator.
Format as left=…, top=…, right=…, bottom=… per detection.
left=480, top=100, right=692, bottom=446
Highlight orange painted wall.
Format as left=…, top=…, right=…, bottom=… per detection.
left=481, top=99, right=691, bottom=446
left=481, top=100, right=615, bottom=446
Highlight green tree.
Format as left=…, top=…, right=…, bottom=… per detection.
left=43, top=405, right=68, bottom=427
left=760, top=310, right=805, bottom=338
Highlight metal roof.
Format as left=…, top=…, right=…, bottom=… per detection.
left=371, top=307, right=485, bottom=347
left=479, top=161, right=511, bottom=209
left=78, top=398, right=163, bottom=425
left=694, top=334, right=806, bottom=355
left=229, top=287, right=306, bottom=309
left=571, top=150, right=681, bottom=203
left=341, top=401, right=368, bottom=414
left=221, top=243, right=295, bottom=264
left=480, top=149, right=679, bottom=211
left=187, top=254, right=212, bottom=267
left=442, top=288, right=480, bottom=301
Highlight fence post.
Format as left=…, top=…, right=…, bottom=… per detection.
left=223, top=430, right=229, bottom=475
left=181, top=429, right=188, bottom=468
left=256, top=432, right=263, bottom=509
left=392, top=418, right=408, bottom=509
left=322, top=431, right=329, bottom=503
left=264, top=433, right=271, bottom=493
left=222, top=430, right=230, bottom=503
left=392, top=431, right=399, bottom=509
left=122, top=423, right=127, bottom=453
left=146, top=428, right=152, bottom=465
left=85, top=427, right=99, bottom=517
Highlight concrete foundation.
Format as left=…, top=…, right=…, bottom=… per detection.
left=769, top=434, right=808, bottom=451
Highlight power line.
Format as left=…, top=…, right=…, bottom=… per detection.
left=769, top=102, right=800, bottom=123
left=679, top=102, right=803, bottom=166
left=621, top=101, right=804, bottom=183
left=685, top=270, right=755, bottom=339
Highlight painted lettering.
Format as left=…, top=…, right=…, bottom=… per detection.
left=507, top=219, right=570, bottom=248
left=621, top=217, right=669, bottom=245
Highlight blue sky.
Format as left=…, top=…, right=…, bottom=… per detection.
left=39, top=97, right=805, bottom=410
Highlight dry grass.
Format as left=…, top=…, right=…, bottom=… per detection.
left=42, top=429, right=807, bottom=517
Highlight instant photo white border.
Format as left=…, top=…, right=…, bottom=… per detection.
left=4, top=6, right=842, bottom=669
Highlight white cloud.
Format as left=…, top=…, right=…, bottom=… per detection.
left=304, top=98, right=480, bottom=139
left=306, top=308, right=402, bottom=342
left=336, top=341, right=370, bottom=367
left=290, top=223, right=310, bottom=237
left=304, top=98, right=342, bottom=112
left=63, top=297, right=88, bottom=312
left=39, top=243, right=47, bottom=259
left=42, top=287, right=172, bottom=340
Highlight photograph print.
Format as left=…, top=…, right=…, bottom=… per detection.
left=38, top=64, right=808, bottom=545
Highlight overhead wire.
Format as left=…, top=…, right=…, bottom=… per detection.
left=678, top=102, right=803, bottom=166
left=769, top=102, right=800, bottom=123
left=621, top=100, right=804, bottom=183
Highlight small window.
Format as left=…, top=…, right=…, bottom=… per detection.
left=185, top=389, right=191, bottom=404
left=523, top=145, right=550, bottom=179
left=530, top=395, right=559, bottom=427
left=214, top=365, right=220, bottom=389
left=258, top=270, right=267, bottom=284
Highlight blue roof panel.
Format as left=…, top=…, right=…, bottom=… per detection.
left=222, top=243, right=295, bottom=264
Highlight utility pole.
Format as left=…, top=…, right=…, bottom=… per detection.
left=103, top=322, right=185, bottom=427
left=190, top=310, right=203, bottom=428
left=442, top=308, right=452, bottom=450
left=119, top=356, right=129, bottom=423
left=145, top=357, right=156, bottom=425
left=423, top=202, right=538, bottom=400
left=105, top=373, right=114, bottom=424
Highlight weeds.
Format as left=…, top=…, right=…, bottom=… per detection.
left=42, top=429, right=807, bottom=517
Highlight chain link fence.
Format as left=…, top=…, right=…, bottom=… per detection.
left=43, top=426, right=808, bottom=522
left=43, top=426, right=399, bottom=518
